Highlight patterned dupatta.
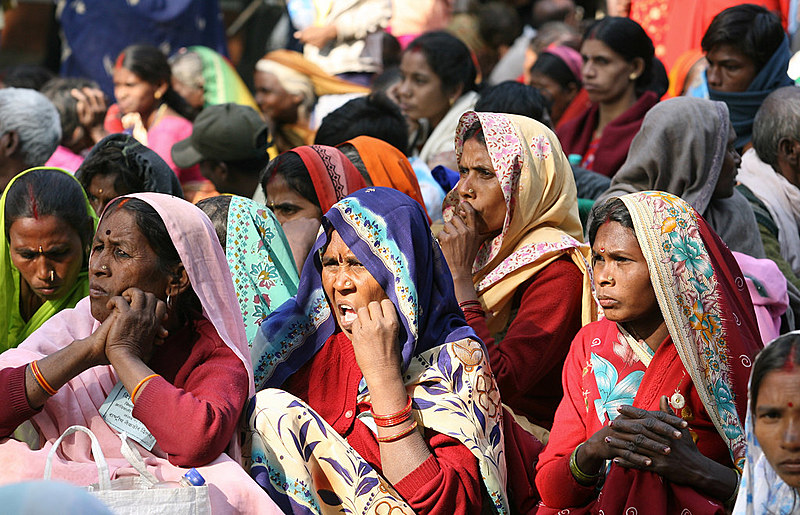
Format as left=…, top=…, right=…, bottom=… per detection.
left=249, top=187, right=509, bottom=512
left=225, top=196, right=298, bottom=347
left=442, top=111, right=597, bottom=333
left=290, top=145, right=366, bottom=213
left=620, top=191, right=763, bottom=470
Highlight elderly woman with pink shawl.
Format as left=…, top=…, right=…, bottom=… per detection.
left=0, top=194, right=279, bottom=513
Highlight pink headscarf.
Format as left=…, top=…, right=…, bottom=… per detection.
left=543, top=45, right=583, bottom=84
left=0, top=194, right=274, bottom=512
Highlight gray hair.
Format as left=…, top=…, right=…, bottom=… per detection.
left=169, top=49, right=205, bottom=91
left=0, top=88, right=61, bottom=167
left=752, top=86, right=800, bottom=168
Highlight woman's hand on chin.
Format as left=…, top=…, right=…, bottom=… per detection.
left=103, top=288, right=169, bottom=364
left=350, top=299, right=402, bottom=384
left=439, top=202, right=485, bottom=278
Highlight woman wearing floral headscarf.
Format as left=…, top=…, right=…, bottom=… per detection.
left=536, top=192, right=762, bottom=513
left=438, top=111, right=597, bottom=432
left=248, top=187, right=542, bottom=514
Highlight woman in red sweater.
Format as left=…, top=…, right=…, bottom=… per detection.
left=438, top=111, right=597, bottom=432
left=0, top=193, right=279, bottom=512
left=536, top=192, right=762, bottom=513
left=248, top=187, right=542, bottom=514
left=556, top=17, right=659, bottom=178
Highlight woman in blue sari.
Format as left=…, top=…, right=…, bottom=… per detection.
left=248, top=187, right=540, bottom=513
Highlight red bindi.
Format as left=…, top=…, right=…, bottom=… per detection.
left=789, top=402, right=794, bottom=408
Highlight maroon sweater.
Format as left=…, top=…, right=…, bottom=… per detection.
left=466, top=257, right=584, bottom=429
left=557, top=91, right=660, bottom=178
left=0, top=318, right=249, bottom=468
left=285, top=331, right=485, bottom=514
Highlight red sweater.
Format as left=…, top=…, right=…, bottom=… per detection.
left=285, top=331, right=484, bottom=514
left=0, top=318, right=249, bottom=468
left=466, top=257, right=583, bottom=429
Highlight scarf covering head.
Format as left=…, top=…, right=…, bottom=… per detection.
left=182, top=46, right=259, bottom=111
left=126, top=193, right=254, bottom=396
left=708, top=35, right=793, bottom=149
left=443, top=111, right=597, bottom=333
left=734, top=376, right=799, bottom=514
left=666, top=48, right=705, bottom=98
left=619, top=191, right=763, bottom=470
left=0, top=167, right=98, bottom=351
left=249, top=187, right=509, bottom=511
left=225, top=196, right=299, bottom=346
left=596, top=97, right=765, bottom=258
left=255, top=49, right=369, bottom=114
left=289, top=145, right=367, bottom=213
left=78, top=133, right=184, bottom=199
left=342, top=135, right=428, bottom=215
left=252, top=187, right=477, bottom=388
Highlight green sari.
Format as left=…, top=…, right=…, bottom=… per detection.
left=0, top=167, right=98, bottom=350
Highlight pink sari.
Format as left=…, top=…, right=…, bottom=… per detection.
left=0, top=193, right=279, bottom=513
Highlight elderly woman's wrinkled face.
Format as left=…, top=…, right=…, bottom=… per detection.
left=9, top=216, right=84, bottom=302
left=86, top=173, right=124, bottom=216
left=88, top=208, right=170, bottom=322
left=592, top=221, right=661, bottom=327
left=113, top=67, right=162, bottom=116
left=321, top=230, right=388, bottom=339
left=253, top=71, right=303, bottom=124
left=705, top=44, right=757, bottom=93
left=754, top=369, right=800, bottom=489
left=397, top=50, right=453, bottom=128
left=455, top=137, right=506, bottom=239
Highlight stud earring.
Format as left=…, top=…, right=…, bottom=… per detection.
left=629, top=73, right=638, bottom=81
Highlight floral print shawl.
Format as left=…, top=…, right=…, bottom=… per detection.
left=249, top=187, right=509, bottom=512
left=443, top=111, right=597, bottom=333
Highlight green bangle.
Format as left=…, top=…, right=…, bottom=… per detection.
left=569, top=443, right=601, bottom=486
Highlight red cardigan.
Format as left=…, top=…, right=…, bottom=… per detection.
left=0, top=318, right=249, bottom=468
left=285, top=331, right=484, bottom=514
left=556, top=91, right=659, bottom=178
left=466, top=257, right=584, bottom=429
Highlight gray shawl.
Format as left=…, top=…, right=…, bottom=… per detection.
left=594, top=97, right=765, bottom=258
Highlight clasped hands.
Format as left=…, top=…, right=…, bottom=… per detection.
left=580, top=396, right=704, bottom=485
left=85, top=288, right=169, bottom=367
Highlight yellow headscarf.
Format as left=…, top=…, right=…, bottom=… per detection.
left=443, top=111, right=597, bottom=333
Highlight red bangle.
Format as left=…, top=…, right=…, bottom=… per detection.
left=458, top=300, right=482, bottom=309
left=377, top=420, right=418, bottom=443
left=373, top=410, right=412, bottom=427
left=30, top=360, right=58, bottom=396
left=372, top=396, right=412, bottom=423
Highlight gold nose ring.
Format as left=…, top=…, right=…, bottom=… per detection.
left=49, top=270, right=54, bottom=282
left=468, top=188, right=475, bottom=194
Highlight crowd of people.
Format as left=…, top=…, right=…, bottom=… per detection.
left=0, top=0, right=799, bottom=513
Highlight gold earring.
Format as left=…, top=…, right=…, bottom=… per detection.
left=155, top=90, right=163, bottom=100
left=629, top=73, right=638, bottom=81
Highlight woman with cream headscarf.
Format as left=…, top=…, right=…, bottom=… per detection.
left=438, top=111, right=597, bottom=433
left=254, top=50, right=369, bottom=153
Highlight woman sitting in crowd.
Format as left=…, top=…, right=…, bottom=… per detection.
left=248, top=187, right=541, bottom=514
left=557, top=17, right=659, bottom=178
left=254, top=50, right=369, bottom=154
left=536, top=192, right=763, bottom=513
left=596, top=97, right=764, bottom=258
left=734, top=332, right=800, bottom=514
left=397, top=31, right=480, bottom=170
left=0, top=168, right=97, bottom=351
left=196, top=195, right=299, bottom=346
left=336, top=135, right=428, bottom=218
left=528, top=45, right=583, bottom=127
left=701, top=4, right=792, bottom=150
left=438, top=111, right=596, bottom=434
left=75, top=133, right=184, bottom=215
left=262, top=145, right=366, bottom=271
left=105, top=44, right=213, bottom=201
left=169, top=45, right=259, bottom=115
left=0, top=193, right=278, bottom=512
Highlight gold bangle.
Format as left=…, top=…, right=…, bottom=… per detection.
left=569, top=443, right=600, bottom=485
left=131, top=374, right=160, bottom=404
left=377, top=420, right=418, bottom=443
left=30, top=360, right=58, bottom=396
